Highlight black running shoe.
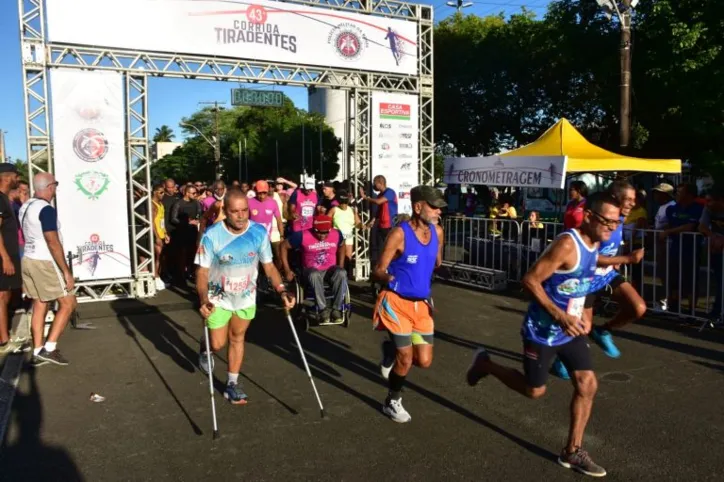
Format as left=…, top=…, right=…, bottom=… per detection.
left=36, top=348, right=70, bottom=366
left=558, top=448, right=607, bottom=477
left=466, top=347, right=491, bottom=386
left=31, top=355, right=49, bottom=367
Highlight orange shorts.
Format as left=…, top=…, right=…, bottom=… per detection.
left=373, top=290, right=434, bottom=347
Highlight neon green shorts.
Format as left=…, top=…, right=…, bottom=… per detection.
left=207, top=305, right=257, bottom=330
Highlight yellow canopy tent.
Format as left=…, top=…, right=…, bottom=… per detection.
left=501, top=118, right=681, bottom=174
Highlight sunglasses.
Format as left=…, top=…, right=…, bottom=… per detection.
left=313, top=229, right=330, bottom=235
left=590, top=210, right=621, bottom=228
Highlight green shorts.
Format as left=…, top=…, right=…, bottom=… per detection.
left=207, top=305, right=257, bottom=330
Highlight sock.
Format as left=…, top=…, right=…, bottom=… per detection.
left=227, top=372, right=239, bottom=385
left=44, top=341, right=57, bottom=352
left=387, top=371, right=406, bottom=401
left=33, top=347, right=42, bottom=356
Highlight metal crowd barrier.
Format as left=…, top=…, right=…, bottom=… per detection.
left=440, top=216, right=724, bottom=327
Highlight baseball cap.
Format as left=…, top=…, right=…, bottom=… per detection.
left=312, top=215, right=333, bottom=232
left=321, top=181, right=335, bottom=188
left=337, top=189, right=350, bottom=202
left=410, top=185, right=447, bottom=208
left=303, top=178, right=315, bottom=190
left=652, top=183, right=674, bottom=196
left=254, top=180, right=269, bottom=193
left=0, top=163, right=19, bottom=175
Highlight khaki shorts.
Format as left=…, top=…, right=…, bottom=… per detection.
left=22, top=258, right=68, bottom=302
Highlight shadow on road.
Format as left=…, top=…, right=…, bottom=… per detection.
left=0, top=366, right=84, bottom=481
left=246, top=303, right=557, bottom=463
left=613, top=330, right=723, bottom=362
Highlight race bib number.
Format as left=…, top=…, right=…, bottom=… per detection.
left=222, top=276, right=251, bottom=294
left=567, top=297, right=585, bottom=318
left=301, top=205, right=314, bottom=217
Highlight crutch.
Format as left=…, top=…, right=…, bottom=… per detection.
left=204, top=324, right=220, bottom=439
left=284, top=309, right=326, bottom=418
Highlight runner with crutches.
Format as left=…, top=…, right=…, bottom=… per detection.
left=196, top=189, right=295, bottom=406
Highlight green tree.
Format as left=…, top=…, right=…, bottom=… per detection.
left=153, top=125, right=175, bottom=143
left=151, top=98, right=341, bottom=183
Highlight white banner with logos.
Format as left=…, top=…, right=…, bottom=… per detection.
left=50, top=69, right=132, bottom=282
left=371, top=92, right=419, bottom=215
left=46, top=0, right=418, bottom=76
left=443, top=155, right=568, bottom=189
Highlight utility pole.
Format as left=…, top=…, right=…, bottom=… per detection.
left=619, top=0, right=632, bottom=148
left=597, top=0, right=637, bottom=149
left=446, top=0, right=472, bottom=13
left=0, top=130, right=6, bottom=163
left=198, top=101, right=226, bottom=180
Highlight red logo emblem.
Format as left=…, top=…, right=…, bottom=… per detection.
left=90, top=234, right=100, bottom=243
left=337, top=32, right=360, bottom=58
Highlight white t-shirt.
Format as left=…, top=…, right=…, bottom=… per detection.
left=655, top=201, right=676, bottom=230
left=19, top=198, right=63, bottom=262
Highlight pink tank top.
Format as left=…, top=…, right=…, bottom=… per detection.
left=292, top=190, right=318, bottom=232
left=301, top=229, right=340, bottom=271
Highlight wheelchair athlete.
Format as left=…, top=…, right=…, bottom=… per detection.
left=281, top=215, right=347, bottom=324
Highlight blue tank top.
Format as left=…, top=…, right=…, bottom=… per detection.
left=590, top=217, right=625, bottom=291
left=522, top=229, right=599, bottom=347
left=387, top=221, right=438, bottom=300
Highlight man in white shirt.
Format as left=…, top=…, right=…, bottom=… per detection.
left=19, top=173, right=77, bottom=366
left=653, top=183, right=676, bottom=229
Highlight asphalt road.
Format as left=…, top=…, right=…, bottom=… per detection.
left=1, top=282, right=723, bottom=481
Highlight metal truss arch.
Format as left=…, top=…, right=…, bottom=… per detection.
left=19, top=0, right=434, bottom=300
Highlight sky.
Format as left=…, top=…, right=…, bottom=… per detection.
left=0, top=0, right=549, bottom=162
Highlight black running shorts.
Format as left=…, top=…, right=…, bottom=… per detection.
left=523, top=336, right=593, bottom=388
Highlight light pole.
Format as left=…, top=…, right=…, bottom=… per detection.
left=598, top=0, right=638, bottom=149
left=446, top=0, right=473, bottom=13
left=180, top=122, right=221, bottom=180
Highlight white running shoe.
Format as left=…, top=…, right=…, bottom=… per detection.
left=155, top=278, right=166, bottom=291
left=199, top=349, right=215, bottom=375
left=383, top=397, right=411, bottom=423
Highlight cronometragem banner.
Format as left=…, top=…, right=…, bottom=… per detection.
left=46, top=0, right=418, bottom=76
left=49, top=69, right=132, bottom=281
left=443, top=155, right=567, bottom=189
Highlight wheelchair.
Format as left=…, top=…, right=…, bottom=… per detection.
left=287, top=264, right=353, bottom=332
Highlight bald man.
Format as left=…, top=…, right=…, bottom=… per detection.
left=19, top=173, right=77, bottom=366
left=196, top=190, right=294, bottom=404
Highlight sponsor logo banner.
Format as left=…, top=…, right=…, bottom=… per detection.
left=46, top=0, right=418, bottom=76
left=371, top=92, right=419, bottom=215
left=443, top=155, right=567, bottom=189
left=50, top=69, right=132, bottom=281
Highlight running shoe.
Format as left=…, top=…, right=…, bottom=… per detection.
left=36, top=348, right=69, bottom=366
left=590, top=327, right=621, bottom=359
left=154, top=278, right=166, bottom=292
left=224, top=382, right=248, bottom=405
left=199, top=348, right=215, bottom=375
left=382, top=397, right=411, bottom=423
left=319, top=308, right=331, bottom=324
left=558, top=448, right=607, bottom=477
left=552, top=358, right=571, bottom=380
left=379, top=340, right=396, bottom=380
left=466, top=347, right=490, bottom=386
left=31, top=355, right=49, bottom=367
left=330, top=309, right=344, bottom=324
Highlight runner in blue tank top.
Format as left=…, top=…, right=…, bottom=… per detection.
left=466, top=192, right=623, bottom=478
left=372, top=185, right=445, bottom=424
left=552, top=181, right=647, bottom=380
